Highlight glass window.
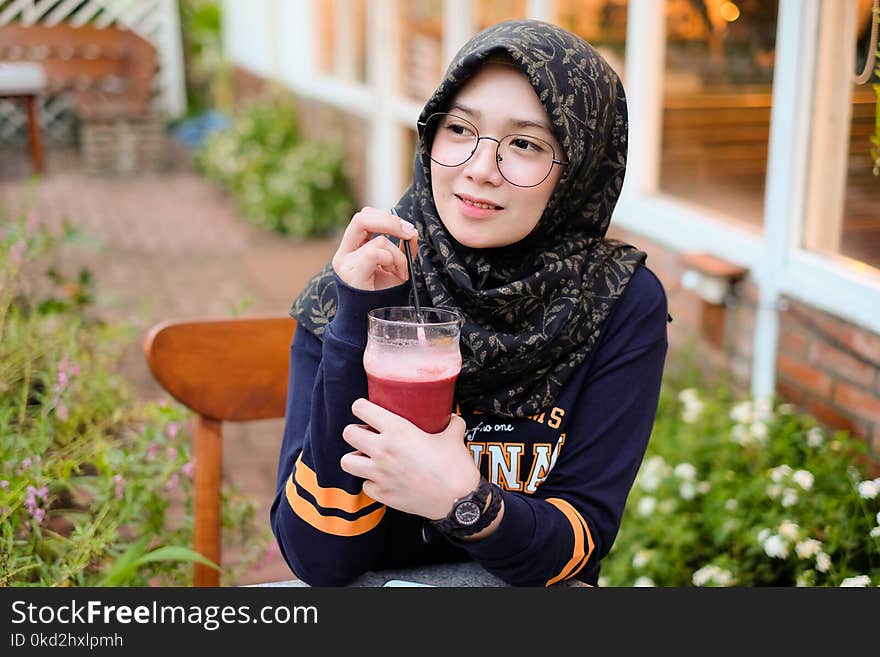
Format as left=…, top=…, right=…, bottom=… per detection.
left=554, top=0, right=628, bottom=80
left=659, top=0, right=778, bottom=228
left=314, top=0, right=367, bottom=82
left=476, top=0, right=527, bottom=30
left=815, top=1, right=879, bottom=270
left=400, top=0, right=444, bottom=103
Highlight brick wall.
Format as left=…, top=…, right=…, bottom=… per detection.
left=614, top=226, right=880, bottom=460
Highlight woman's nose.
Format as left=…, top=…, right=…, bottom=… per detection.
left=462, top=137, right=503, bottom=184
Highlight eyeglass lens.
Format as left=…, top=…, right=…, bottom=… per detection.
left=424, top=113, right=559, bottom=188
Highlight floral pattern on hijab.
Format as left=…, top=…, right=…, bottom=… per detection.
left=291, top=19, right=646, bottom=418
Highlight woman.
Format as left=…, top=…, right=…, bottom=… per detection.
left=271, top=19, right=668, bottom=587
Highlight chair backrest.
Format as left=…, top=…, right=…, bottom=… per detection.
left=0, top=23, right=157, bottom=118
left=143, top=316, right=296, bottom=586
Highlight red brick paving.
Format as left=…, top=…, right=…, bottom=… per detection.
left=1, top=144, right=340, bottom=585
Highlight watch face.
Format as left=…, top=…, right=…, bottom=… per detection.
left=453, top=500, right=481, bottom=526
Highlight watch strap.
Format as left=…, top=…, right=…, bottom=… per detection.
left=432, top=478, right=502, bottom=538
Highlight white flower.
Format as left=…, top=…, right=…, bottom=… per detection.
left=730, top=401, right=752, bottom=424
left=638, top=456, right=668, bottom=492
left=757, top=528, right=771, bottom=543
left=770, top=465, right=793, bottom=482
left=750, top=421, right=769, bottom=443
left=876, top=511, right=880, bottom=525
left=730, top=424, right=750, bottom=445
left=753, top=396, right=774, bottom=421
left=795, top=539, right=822, bottom=559
left=633, top=576, right=655, bottom=587
left=781, top=488, right=799, bottom=507
left=697, top=481, right=711, bottom=494
left=777, top=403, right=796, bottom=415
left=870, top=527, right=880, bottom=538
left=678, top=388, right=699, bottom=404
left=816, top=552, right=831, bottom=573
left=796, top=573, right=810, bottom=587
left=637, top=496, right=656, bottom=517
left=692, top=565, right=734, bottom=587
left=679, top=481, right=696, bottom=500
left=682, top=401, right=704, bottom=424
left=778, top=520, right=800, bottom=540
left=766, top=483, right=782, bottom=499
left=839, top=575, right=871, bottom=587
left=857, top=480, right=879, bottom=499
left=792, top=469, right=814, bottom=491
left=598, top=577, right=609, bottom=587
left=632, top=550, right=651, bottom=569
left=806, top=427, right=824, bottom=447
left=724, top=498, right=738, bottom=511
left=674, top=463, right=697, bottom=480
left=763, top=534, right=789, bottom=559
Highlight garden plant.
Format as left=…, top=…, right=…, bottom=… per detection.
left=0, top=206, right=268, bottom=586
left=601, top=363, right=880, bottom=587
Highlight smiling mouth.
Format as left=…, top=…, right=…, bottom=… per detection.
left=456, top=195, right=503, bottom=210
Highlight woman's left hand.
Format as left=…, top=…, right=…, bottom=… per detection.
left=339, top=399, right=480, bottom=520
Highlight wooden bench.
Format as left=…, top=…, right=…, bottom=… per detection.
left=0, top=23, right=161, bottom=173
left=143, top=316, right=297, bottom=587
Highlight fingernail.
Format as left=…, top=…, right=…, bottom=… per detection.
left=400, top=219, right=416, bottom=236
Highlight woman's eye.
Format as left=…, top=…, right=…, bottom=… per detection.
left=446, top=122, right=474, bottom=137
left=510, top=137, right=543, bottom=152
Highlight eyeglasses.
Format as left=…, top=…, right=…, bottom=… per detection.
left=418, top=112, right=568, bottom=188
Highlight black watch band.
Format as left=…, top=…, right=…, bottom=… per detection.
left=432, top=477, right=502, bottom=538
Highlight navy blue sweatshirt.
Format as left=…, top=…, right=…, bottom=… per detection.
left=271, top=265, right=668, bottom=586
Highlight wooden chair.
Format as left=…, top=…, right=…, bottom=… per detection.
left=143, top=316, right=297, bottom=586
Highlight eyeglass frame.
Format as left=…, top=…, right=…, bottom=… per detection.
left=417, top=112, right=569, bottom=188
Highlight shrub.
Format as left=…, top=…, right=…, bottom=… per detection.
left=194, top=93, right=355, bottom=237
left=601, top=373, right=880, bottom=587
left=0, top=207, right=269, bottom=586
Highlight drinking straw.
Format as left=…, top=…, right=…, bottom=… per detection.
left=391, top=208, right=423, bottom=323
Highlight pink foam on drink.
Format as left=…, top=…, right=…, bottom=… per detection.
left=364, top=346, right=461, bottom=433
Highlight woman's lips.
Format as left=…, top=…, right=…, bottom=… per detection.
left=455, top=194, right=503, bottom=219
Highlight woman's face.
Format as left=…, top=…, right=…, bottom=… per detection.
left=429, top=63, right=564, bottom=249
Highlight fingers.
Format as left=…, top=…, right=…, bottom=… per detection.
left=341, top=422, right=380, bottom=454
left=337, top=235, right=408, bottom=283
left=350, top=398, right=406, bottom=432
left=339, top=450, right=374, bottom=480
left=337, top=207, right=417, bottom=255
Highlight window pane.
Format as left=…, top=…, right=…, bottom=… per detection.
left=476, top=0, right=527, bottom=30
left=314, top=0, right=367, bottom=82
left=554, top=0, right=628, bottom=79
left=400, top=0, right=444, bottom=102
left=660, top=0, right=778, bottom=227
left=838, top=8, right=879, bottom=269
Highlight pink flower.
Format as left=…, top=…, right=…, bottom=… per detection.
left=166, top=447, right=178, bottom=460
left=145, top=442, right=160, bottom=461
left=56, top=404, right=69, bottom=421
left=166, top=422, right=180, bottom=439
left=113, top=474, right=125, bottom=500
left=10, top=239, right=26, bottom=266
left=0, top=480, right=8, bottom=490
left=26, top=210, right=39, bottom=233
left=20, top=457, right=31, bottom=471
left=182, top=460, right=195, bottom=478
left=32, top=508, right=45, bottom=525
left=164, top=473, right=180, bottom=492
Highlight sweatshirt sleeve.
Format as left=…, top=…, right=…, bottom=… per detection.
left=270, top=275, right=409, bottom=586
left=450, top=266, right=669, bottom=586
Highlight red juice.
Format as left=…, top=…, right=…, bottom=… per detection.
left=366, top=370, right=459, bottom=434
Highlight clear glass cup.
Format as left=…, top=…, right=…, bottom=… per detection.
left=363, top=307, right=463, bottom=433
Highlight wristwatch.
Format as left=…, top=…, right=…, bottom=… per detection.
left=431, top=477, right=502, bottom=538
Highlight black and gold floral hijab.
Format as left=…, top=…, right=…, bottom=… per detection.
left=291, top=19, right=646, bottom=418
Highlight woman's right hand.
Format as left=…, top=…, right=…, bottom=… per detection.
left=332, top=207, right=418, bottom=291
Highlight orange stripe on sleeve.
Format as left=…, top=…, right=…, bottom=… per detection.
left=544, top=497, right=595, bottom=586
left=285, top=474, right=385, bottom=536
left=294, top=454, right=378, bottom=513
